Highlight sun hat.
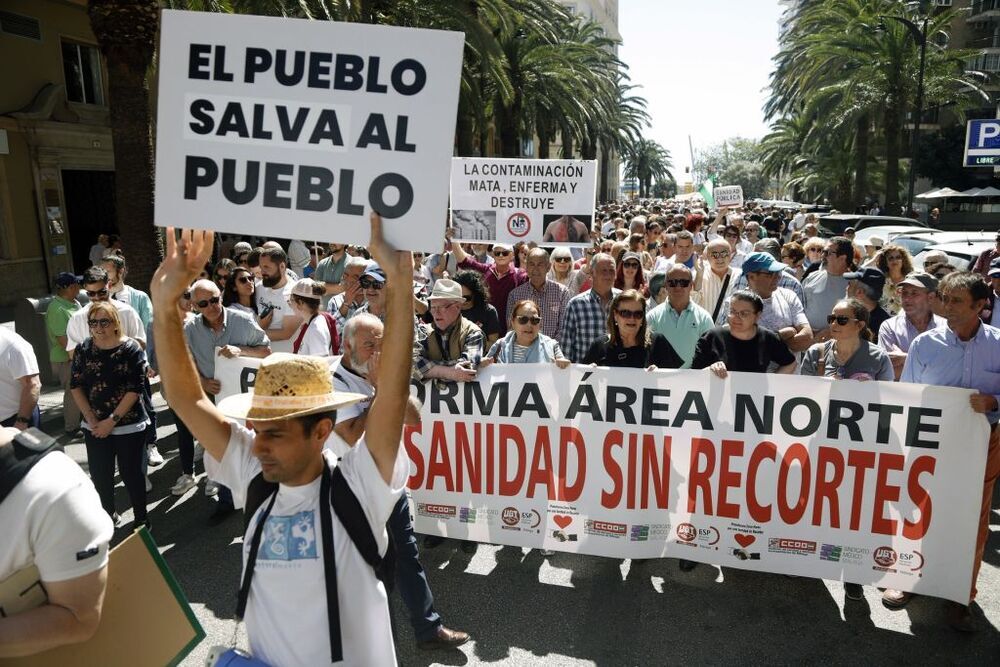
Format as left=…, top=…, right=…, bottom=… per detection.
left=216, top=353, right=366, bottom=422
left=290, top=278, right=325, bottom=300
left=428, top=278, right=463, bottom=302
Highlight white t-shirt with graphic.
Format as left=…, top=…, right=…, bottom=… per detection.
left=0, top=452, right=113, bottom=586
left=255, top=281, right=296, bottom=353
left=208, top=424, right=407, bottom=667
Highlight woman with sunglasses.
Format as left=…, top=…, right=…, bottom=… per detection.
left=583, top=289, right=683, bottom=370
left=874, top=244, right=915, bottom=316
left=780, top=242, right=806, bottom=281
left=70, top=301, right=150, bottom=530
left=799, top=298, right=893, bottom=382
left=287, top=278, right=340, bottom=356
left=548, top=247, right=587, bottom=295
left=691, top=290, right=797, bottom=378
left=481, top=300, right=569, bottom=368
left=614, top=251, right=648, bottom=296
left=212, top=258, right=236, bottom=292
left=452, top=270, right=502, bottom=349
left=222, top=266, right=258, bottom=317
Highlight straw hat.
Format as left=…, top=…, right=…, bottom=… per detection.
left=216, top=353, right=366, bottom=422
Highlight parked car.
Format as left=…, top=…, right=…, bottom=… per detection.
left=817, top=214, right=928, bottom=236
left=852, top=226, right=933, bottom=248
left=911, top=240, right=995, bottom=272
left=891, top=230, right=996, bottom=258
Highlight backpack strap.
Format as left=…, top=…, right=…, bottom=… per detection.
left=243, top=473, right=278, bottom=532
left=235, top=486, right=277, bottom=623
left=712, top=272, right=731, bottom=322
left=291, top=316, right=311, bottom=354
left=330, top=465, right=396, bottom=593
left=318, top=461, right=343, bottom=663
left=320, top=312, right=341, bottom=355
left=0, top=429, right=62, bottom=506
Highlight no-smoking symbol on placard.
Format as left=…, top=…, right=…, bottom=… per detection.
left=507, top=212, right=531, bottom=237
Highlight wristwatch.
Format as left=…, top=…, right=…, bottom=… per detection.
left=111, top=413, right=122, bottom=423
left=14, top=416, right=30, bottom=427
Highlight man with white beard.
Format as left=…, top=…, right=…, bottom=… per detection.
left=331, top=313, right=470, bottom=651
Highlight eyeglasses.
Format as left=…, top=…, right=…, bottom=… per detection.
left=359, top=279, right=384, bottom=290
left=827, top=315, right=857, bottom=325
left=88, top=318, right=112, bottom=328
left=236, top=275, right=253, bottom=285
left=666, top=279, right=692, bottom=288
left=709, top=251, right=730, bottom=259
left=195, top=296, right=221, bottom=308
left=807, top=248, right=823, bottom=254
left=616, top=308, right=644, bottom=320
left=85, top=288, right=109, bottom=298
left=493, top=250, right=511, bottom=257
left=429, top=303, right=458, bottom=312
left=623, top=262, right=640, bottom=269
left=728, top=309, right=754, bottom=319
left=553, top=257, right=571, bottom=263
left=515, top=315, right=541, bottom=325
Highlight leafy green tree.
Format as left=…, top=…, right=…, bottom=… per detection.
left=693, top=138, right=769, bottom=199
left=623, top=138, right=672, bottom=198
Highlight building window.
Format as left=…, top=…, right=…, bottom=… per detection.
left=62, top=41, right=104, bottom=105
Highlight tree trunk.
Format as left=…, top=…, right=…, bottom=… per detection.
left=456, top=97, right=475, bottom=157
left=88, top=0, right=161, bottom=290
left=498, top=104, right=519, bottom=158
left=598, top=146, right=610, bottom=202
left=560, top=123, right=574, bottom=159
left=883, top=105, right=902, bottom=214
left=852, top=113, right=869, bottom=208
left=537, top=121, right=550, bottom=159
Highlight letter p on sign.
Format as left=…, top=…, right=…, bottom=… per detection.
left=978, top=121, right=1000, bottom=146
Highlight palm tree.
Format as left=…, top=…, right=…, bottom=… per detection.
left=87, top=0, right=162, bottom=289
left=766, top=0, right=990, bottom=210
left=623, top=138, right=672, bottom=199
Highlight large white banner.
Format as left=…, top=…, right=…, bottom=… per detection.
left=155, top=10, right=464, bottom=250
left=213, top=357, right=988, bottom=603
left=450, top=158, right=598, bottom=245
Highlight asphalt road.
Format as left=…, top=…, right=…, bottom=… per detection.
left=50, top=400, right=1000, bottom=666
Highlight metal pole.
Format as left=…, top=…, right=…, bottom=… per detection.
left=907, top=16, right=928, bottom=216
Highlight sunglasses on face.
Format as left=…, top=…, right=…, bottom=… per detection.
left=462, top=293, right=473, bottom=302
left=553, top=257, right=571, bottom=263
left=85, top=288, right=109, bottom=298
left=808, top=248, right=823, bottom=254
left=359, top=279, right=384, bottom=290
left=493, top=250, right=511, bottom=257
left=215, top=273, right=229, bottom=280
left=616, top=308, right=644, bottom=320
left=195, top=296, right=221, bottom=308
left=709, top=251, right=730, bottom=259
left=623, top=262, right=640, bottom=269
left=515, top=315, right=541, bottom=325
left=236, top=275, right=253, bottom=285
left=666, top=279, right=691, bottom=288
left=885, top=255, right=902, bottom=261
left=182, top=291, right=191, bottom=300
left=827, top=315, right=857, bottom=325
left=88, top=318, right=112, bottom=328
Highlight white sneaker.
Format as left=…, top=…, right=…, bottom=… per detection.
left=170, top=474, right=197, bottom=496
left=193, top=444, right=204, bottom=463
left=204, top=479, right=219, bottom=497
left=147, top=445, right=164, bottom=466
left=540, top=549, right=555, bottom=557
left=145, top=475, right=153, bottom=492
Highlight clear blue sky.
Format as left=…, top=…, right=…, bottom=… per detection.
left=617, top=0, right=784, bottom=185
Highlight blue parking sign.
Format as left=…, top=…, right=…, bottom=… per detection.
left=963, top=119, right=1000, bottom=167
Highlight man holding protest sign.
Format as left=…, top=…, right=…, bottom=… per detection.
left=151, top=213, right=414, bottom=665
left=895, top=271, right=1000, bottom=631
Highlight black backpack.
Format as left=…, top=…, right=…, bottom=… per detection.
left=0, top=429, right=62, bottom=506
left=238, top=456, right=397, bottom=664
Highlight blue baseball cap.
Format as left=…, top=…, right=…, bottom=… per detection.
left=54, top=272, right=82, bottom=288
left=988, top=257, right=1000, bottom=278
left=742, top=252, right=787, bottom=274
left=361, top=263, right=386, bottom=283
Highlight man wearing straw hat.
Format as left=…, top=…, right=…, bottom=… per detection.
left=151, top=213, right=414, bottom=666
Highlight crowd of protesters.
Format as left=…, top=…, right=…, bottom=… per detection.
left=4, top=199, right=1000, bottom=662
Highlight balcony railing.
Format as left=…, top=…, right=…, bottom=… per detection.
left=970, top=0, right=1000, bottom=18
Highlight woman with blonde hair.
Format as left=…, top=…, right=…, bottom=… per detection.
left=70, top=301, right=150, bottom=530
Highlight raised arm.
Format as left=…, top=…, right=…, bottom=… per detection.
left=150, top=229, right=232, bottom=461
left=363, top=213, right=415, bottom=483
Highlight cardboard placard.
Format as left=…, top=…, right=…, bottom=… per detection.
left=154, top=9, right=464, bottom=250
left=450, top=158, right=598, bottom=245
left=3, top=530, right=204, bottom=667
left=713, top=185, right=744, bottom=208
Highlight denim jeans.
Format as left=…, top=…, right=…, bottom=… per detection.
left=387, top=494, right=441, bottom=640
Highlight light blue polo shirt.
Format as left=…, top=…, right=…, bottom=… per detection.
left=646, top=300, right=715, bottom=368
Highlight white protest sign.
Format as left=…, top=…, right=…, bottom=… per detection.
left=713, top=185, right=744, bottom=208
left=155, top=10, right=463, bottom=250
left=450, top=158, right=598, bottom=245
left=404, top=364, right=987, bottom=604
